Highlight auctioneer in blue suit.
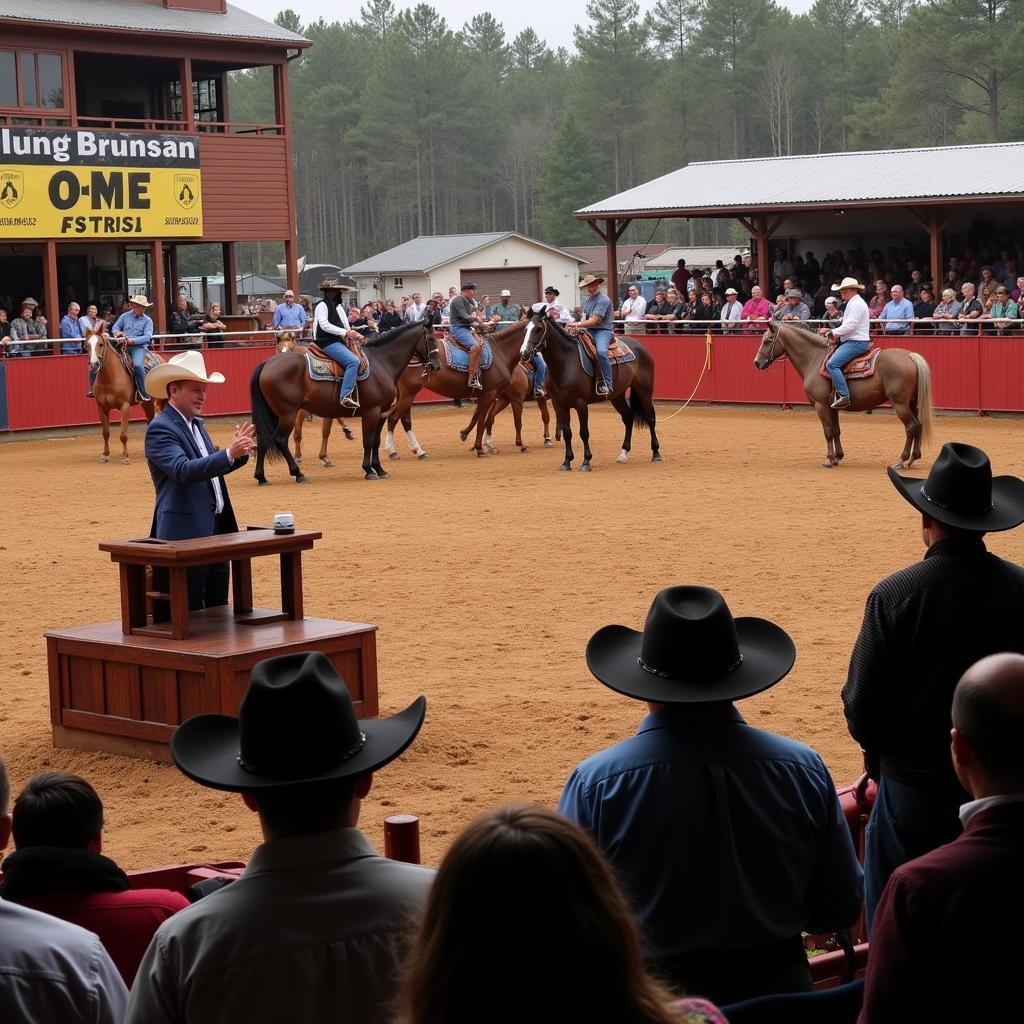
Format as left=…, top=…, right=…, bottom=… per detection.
left=144, top=351, right=255, bottom=616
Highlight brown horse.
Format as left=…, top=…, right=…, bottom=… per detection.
left=753, top=321, right=933, bottom=469
left=458, top=363, right=554, bottom=454
left=274, top=332, right=354, bottom=467
left=519, top=313, right=661, bottom=471
left=250, top=319, right=433, bottom=481
left=85, top=326, right=161, bottom=464
left=385, top=317, right=556, bottom=457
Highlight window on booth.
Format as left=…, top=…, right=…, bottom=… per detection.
left=169, top=78, right=222, bottom=125
left=0, top=50, right=65, bottom=111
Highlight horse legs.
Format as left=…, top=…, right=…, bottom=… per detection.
left=815, top=403, right=840, bottom=468
left=510, top=397, right=528, bottom=452
left=611, top=394, right=633, bottom=463
left=98, top=406, right=111, bottom=463
left=460, top=404, right=482, bottom=443
left=276, top=412, right=308, bottom=483
left=472, top=391, right=497, bottom=458
left=832, top=410, right=845, bottom=463
left=481, top=395, right=511, bottom=454
left=537, top=396, right=552, bottom=447
left=555, top=400, right=574, bottom=471
left=294, top=409, right=305, bottom=462
left=890, top=401, right=920, bottom=470
left=319, top=416, right=334, bottom=468
left=362, top=410, right=389, bottom=480
left=578, top=403, right=594, bottom=472
left=118, top=403, right=131, bottom=464
left=401, top=411, right=427, bottom=459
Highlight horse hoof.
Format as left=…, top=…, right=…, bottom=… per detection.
left=374, top=469, right=389, bottom=479
left=296, top=474, right=309, bottom=484
left=652, top=453, right=662, bottom=463
left=617, top=452, right=629, bottom=464
left=417, top=452, right=428, bottom=460
left=459, top=431, right=469, bottom=442
left=295, top=455, right=302, bottom=463
left=388, top=451, right=400, bottom=460
left=321, top=459, right=334, bottom=468
left=476, top=450, right=488, bottom=458
left=520, top=446, right=530, bottom=453
left=257, top=478, right=270, bottom=486
left=99, top=456, right=109, bottom=463
left=559, top=463, right=571, bottom=472
left=580, top=464, right=592, bottom=473
left=544, top=438, right=553, bottom=448
left=820, top=461, right=836, bottom=469
left=365, top=471, right=379, bottom=480
left=121, top=458, right=131, bottom=465
left=344, top=431, right=354, bottom=441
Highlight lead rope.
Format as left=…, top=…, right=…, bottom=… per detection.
left=659, top=330, right=713, bottom=422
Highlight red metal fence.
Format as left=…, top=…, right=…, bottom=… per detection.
left=2, top=332, right=1022, bottom=433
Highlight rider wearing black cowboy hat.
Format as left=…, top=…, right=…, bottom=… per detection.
left=558, top=586, right=862, bottom=1004
left=127, top=651, right=431, bottom=1024
left=313, top=278, right=363, bottom=410
left=843, top=441, right=1024, bottom=929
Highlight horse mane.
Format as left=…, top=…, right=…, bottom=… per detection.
left=778, top=320, right=827, bottom=348
left=361, top=319, right=424, bottom=348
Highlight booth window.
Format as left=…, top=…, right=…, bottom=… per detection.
left=0, top=50, right=65, bottom=110
left=169, top=78, right=222, bottom=125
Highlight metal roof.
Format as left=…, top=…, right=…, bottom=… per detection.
left=576, top=142, right=1024, bottom=217
left=645, top=246, right=750, bottom=269
left=0, top=1, right=308, bottom=46
left=343, top=232, right=586, bottom=275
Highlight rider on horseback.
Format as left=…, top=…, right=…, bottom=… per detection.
left=314, top=278, right=362, bottom=410
left=819, top=276, right=871, bottom=411
left=112, top=295, right=154, bottom=401
left=448, top=282, right=485, bottom=390
left=569, top=274, right=614, bottom=396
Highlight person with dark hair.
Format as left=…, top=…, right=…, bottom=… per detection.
left=0, top=756, right=128, bottom=1021
left=861, top=653, right=1024, bottom=1021
left=559, top=586, right=862, bottom=1004
left=843, top=443, right=1024, bottom=928
left=397, top=804, right=727, bottom=1024
left=0, top=772, right=188, bottom=984
left=126, top=651, right=431, bottom=1024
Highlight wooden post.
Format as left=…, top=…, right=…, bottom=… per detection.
left=604, top=218, right=618, bottom=305
left=168, top=244, right=180, bottom=307
left=222, top=242, right=237, bottom=314
left=150, top=239, right=167, bottom=335
left=929, top=210, right=943, bottom=291
left=756, top=214, right=770, bottom=294
left=44, top=240, right=60, bottom=355
left=284, top=236, right=299, bottom=298
left=180, top=58, right=194, bottom=131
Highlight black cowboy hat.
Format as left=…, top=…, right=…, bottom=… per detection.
left=171, top=651, right=426, bottom=791
left=319, top=277, right=350, bottom=292
left=586, top=586, right=795, bottom=704
left=888, top=442, right=1024, bottom=533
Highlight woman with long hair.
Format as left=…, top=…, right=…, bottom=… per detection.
left=396, top=806, right=725, bottom=1024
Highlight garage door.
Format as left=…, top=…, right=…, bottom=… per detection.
left=461, top=267, right=542, bottom=309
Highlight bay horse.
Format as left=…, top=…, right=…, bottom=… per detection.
left=250, top=319, right=433, bottom=482
left=519, top=313, right=660, bottom=471
left=384, top=316, right=556, bottom=457
left=458, top=363, right=554, bottom=454
left=275, top=332, right=354, bottom=467
left=85, top=325, right=161, bottom=464
left=753, top=321, right=933, bottom=469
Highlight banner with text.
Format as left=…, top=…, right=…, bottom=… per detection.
left=0, top=127, right=203, bottom=238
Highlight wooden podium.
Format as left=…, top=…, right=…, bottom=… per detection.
left=46, top=529, right=378, bottom=762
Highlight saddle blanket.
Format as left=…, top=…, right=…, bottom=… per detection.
left=305, top=349, right=371, bottom=383
left=115, top=345, right=162, bottom=401
left=577, top=337, right=636, bottom=377
left=819, top=346, right=880, bottom=380
left=441, top=338, right=493, bottom=373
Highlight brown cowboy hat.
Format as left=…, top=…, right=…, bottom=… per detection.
left=579, top=273, right=605, bottom=288
left=585, top=586, right=795, bottom=704
left=319, top=277, right=350, bottom=292
left=172, top=651, right=426, bottom=791
left=888, top=442, right=1024, bottom=533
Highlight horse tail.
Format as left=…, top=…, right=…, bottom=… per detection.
left=629, top=387, right=648, bottom=431
left=250, top=360, right=282, bottom=463
left=909, top=352, right=933, bottom=449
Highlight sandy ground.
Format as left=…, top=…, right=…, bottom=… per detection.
left=1, top=401, right=1021, bottom=871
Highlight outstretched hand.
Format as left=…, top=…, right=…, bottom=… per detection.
left=228, top=422, right=257, bottom=461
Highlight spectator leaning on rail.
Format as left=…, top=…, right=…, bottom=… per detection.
left=112, top=294, right=154, bottom=400
left=126, top=650, right=432, bottom=1024
left=860, top=653, right=1024, bottom=1022
left=10, top=303, right=47, bottom=356
left=719, top=287, right=743, bottom=333
left=779, top=287, right=810, bottom=322
left=60, top=301, right=83, bottom=354
left=271, top=289, right=308, bottom=331
left=740, top=284, right=772, bottom=333
left=614, top=284, right=647, bottom=331
left=981, top=285, right=1018, bottom=335
left=932, top=287, right=961, bottom=334
left=842, top=442, right=1024, bottom=929
left=879, top=283, right=914, bottom=335
left=558, top=585, right=862, bottom=1005
left=957, top=281, right=984, bottom=333
left=0, top=771, right=188, bottom=986
left=489, top=288, right=519, bottom=325
left=0, top=754, right=128, bottom=1023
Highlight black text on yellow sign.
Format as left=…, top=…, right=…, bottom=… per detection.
left=0, top=165, right=203, bottom=238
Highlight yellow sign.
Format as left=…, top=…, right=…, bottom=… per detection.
left=0, top=128, right=203, bottom=239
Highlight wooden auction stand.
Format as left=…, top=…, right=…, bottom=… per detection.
left=46, top=528, right=378, bottom=763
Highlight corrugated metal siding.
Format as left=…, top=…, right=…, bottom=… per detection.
left=579, top=143, right=1024, bottom=215
left=199, top=135, right=293, bottom=241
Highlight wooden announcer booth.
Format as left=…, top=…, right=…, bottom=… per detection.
left=46, top=527, right=378, bottom=762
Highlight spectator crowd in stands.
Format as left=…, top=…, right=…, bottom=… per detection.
left=2, top=439, right=1023, bottom=1022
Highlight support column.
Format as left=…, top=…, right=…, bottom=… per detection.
left=928, top=211, right=944, bottom=291
left=150, top=239, right=167, bottom=336
left=276, top=62, right=300, bottom=299
left=222, top=242, right=237, bottom=314
left=168, top=244, right=180, bottom=306
left=180, top=58, right=194, bottom=131
left=284, top=237, right=299, bottom=297
left=44, top=240, right=59, bottom=355
left=605, top=219, right=619, bottom=305
left=755, top=215, right=769, bottom=294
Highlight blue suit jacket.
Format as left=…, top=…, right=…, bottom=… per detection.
left=145, top=407, right=248, bottom=540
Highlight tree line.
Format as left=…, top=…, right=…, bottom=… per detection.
left=226, top=0, right=1024, bottom=273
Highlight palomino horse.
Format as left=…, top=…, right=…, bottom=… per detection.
left=519, top=313, right=661, bottom=471
left=85, top=326, right=161, bottom=464
left=753, top=321, right=933, bottom=469
left=384, top=316, right=558, bottom=458
left=250, top=319, right=433, bottom=481
left=275, top=332, right=354, bottom=467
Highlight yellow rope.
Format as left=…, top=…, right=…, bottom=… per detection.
left=659, top=330, right=713, bottom=422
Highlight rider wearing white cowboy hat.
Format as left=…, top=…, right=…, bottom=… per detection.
left=112, top=294, right=155, bottom=401
left=819, top=277, right=870, bottom=411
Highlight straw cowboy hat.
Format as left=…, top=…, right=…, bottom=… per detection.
left=888, top=442, right=1024, bottom=533
left=832, top=277, right=865, bottom=292
left=172, top=651, right=426, bottom=792
left=129, top=294, right=152, bottom=307
left=579, top=273, right=605, bottom=288
left=318, top=277, right=350, bottom=292
left=585, top=585, right=796, bottom=704
left=145, top=349, right=226, bottom=399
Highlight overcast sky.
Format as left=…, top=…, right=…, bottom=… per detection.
left=236, top=0, right=816, bottom=49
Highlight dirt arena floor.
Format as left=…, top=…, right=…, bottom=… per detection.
left=2, top=401, right=1022, bottom=870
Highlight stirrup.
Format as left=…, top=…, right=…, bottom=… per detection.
left=596, top=380, right=612, bottom=396
left=340, top=392, right=360, bottom=410
left=831, top=394, right=851, bottom=410
left=469, top=373, right=484, bottom=391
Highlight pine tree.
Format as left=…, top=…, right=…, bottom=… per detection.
left=534, top=109, right=603, bottom=245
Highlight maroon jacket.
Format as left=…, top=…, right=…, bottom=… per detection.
left=859, top=801, right=1024, bottom=1022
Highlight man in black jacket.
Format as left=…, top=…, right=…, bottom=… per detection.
left=842, top=442, right=1024, bottom=929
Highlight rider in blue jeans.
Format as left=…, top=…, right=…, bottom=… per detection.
left=112, top=296, right=155, bottom=400
left=313, top=279, right=362, bottom=409
left=819, top=277, right=871, bottom=410
left=571, top=274, right=615, bottom=395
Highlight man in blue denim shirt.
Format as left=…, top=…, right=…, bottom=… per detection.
left=879, top=284, right=914, bottom=335
left=112, top=295, right=154, bottom=400
left=569, top=273, right=615, bottom=395
left=558, top=585, right=862, bottom=1005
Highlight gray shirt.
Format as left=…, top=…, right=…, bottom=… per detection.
left=582, top=290, right=614, bottom=332
left=448, top=294, right=478, bottom=327
left=126, top=826, right=435, bottom=1024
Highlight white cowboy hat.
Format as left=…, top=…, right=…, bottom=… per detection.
left=129, top=294, right=152, bottom=307
left=145, top=349, right=226, bottom=399
left=831, top=277, right=865, bottom=292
